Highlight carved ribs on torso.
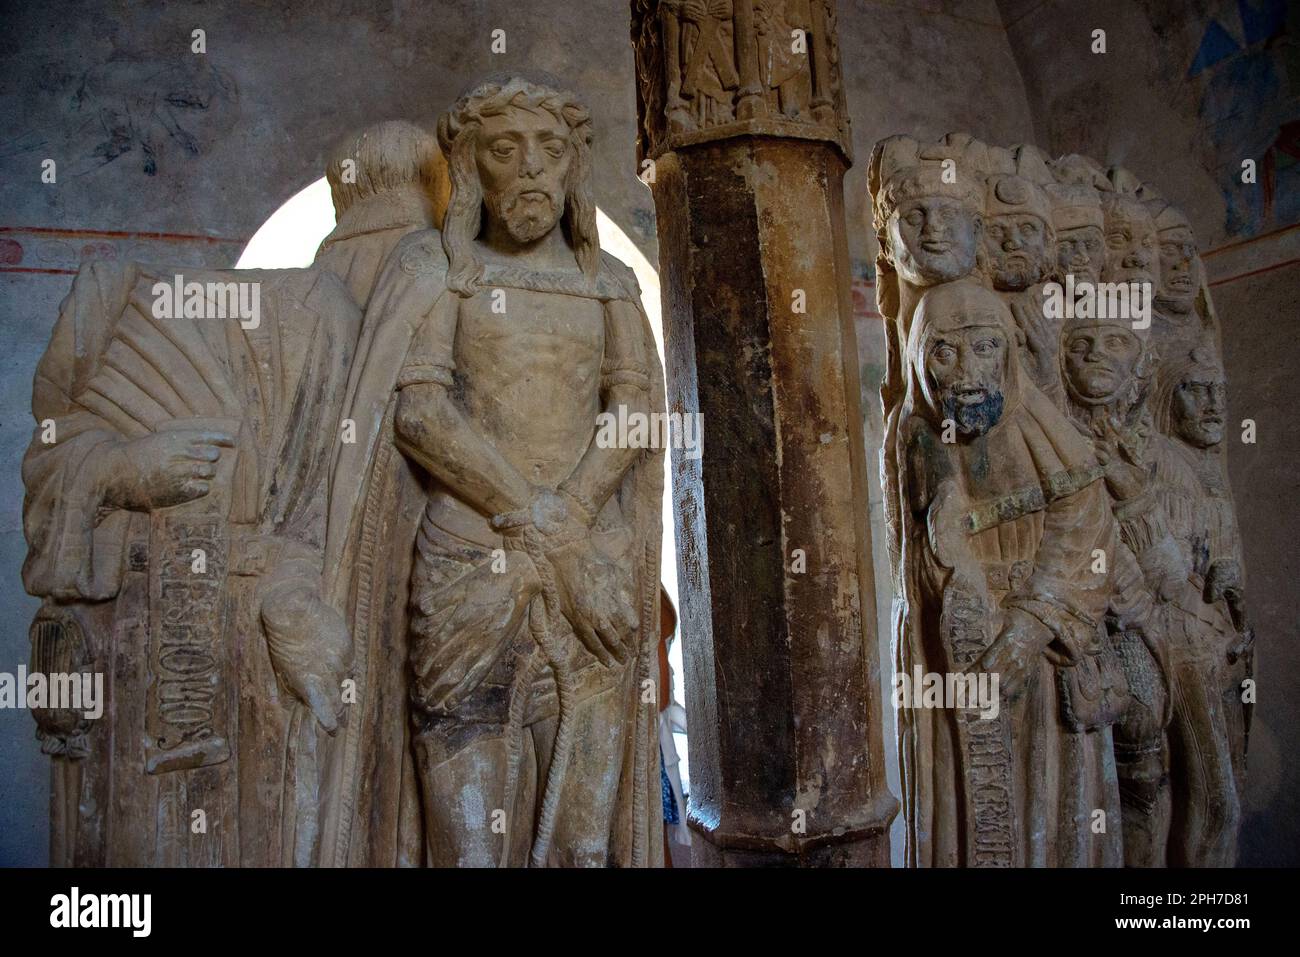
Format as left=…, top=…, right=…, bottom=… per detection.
left=455, top=288, right=606, bottom=488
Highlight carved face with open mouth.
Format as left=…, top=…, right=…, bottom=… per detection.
left=1157, top=226, right=1200, bottom=314
left=1102, top=196, right=1160, bottom=288
left=925, top=323, right=1010, bottom=436
left=1173, top=372, right=1228, bottom=448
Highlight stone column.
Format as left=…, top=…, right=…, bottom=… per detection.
left=631, top=0, right=896, bottom=866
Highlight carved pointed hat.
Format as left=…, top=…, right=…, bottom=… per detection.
left=984, top=173, right=1053, bottom=226
left=870, top=133, right=986, bottom=232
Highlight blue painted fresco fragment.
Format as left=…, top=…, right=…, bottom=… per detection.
left=1189, top=19, right=1243, bottom=77
left=1237, top=0, right=1287, bottom=47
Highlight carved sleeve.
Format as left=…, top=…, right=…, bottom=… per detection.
left=22, top=418, right=129, bottom=603
left=1005, top=479, right=1116, bottom=643
left=21, top=271, right=133, bottom=603
left=601, top=278, right=652, bottom=400
left=397, top=292, right=458, bottom=391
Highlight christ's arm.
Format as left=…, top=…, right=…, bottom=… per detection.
left=393, top=294, right=534, bottom=519
left=558, top=294, right=653, bottom=522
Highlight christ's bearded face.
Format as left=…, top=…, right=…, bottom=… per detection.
left=475, top=105, right=571, bottom=243
left=925, top=322, right=1009, bottom=437
left=1062, top=324, right=1143, bottom=401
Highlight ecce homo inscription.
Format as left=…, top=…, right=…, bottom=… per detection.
left=22, top=73, right=666, bottom=868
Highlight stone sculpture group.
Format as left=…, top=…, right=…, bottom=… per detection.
left=869, top=134, right=1250, bottom=867
left=20, top=60, right=1250, bottom=866
left=24, top=74, right=665, bottom=867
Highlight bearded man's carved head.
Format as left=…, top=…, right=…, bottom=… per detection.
left=1155, top=345, right=1228, bottom=449
left=437, top=72, right=599, bottom=293
left=911, top=278, right=1021, bottom=438
left=982, top=174, right=1054, bottom=292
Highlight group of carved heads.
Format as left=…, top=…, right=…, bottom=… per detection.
left=870, top=132, right=1224, bottom=436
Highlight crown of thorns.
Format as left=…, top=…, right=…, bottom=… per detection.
left=437, top=73, right=591, bottom=155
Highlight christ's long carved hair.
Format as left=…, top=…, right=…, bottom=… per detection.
left=437, top=73, right=599, bottom=295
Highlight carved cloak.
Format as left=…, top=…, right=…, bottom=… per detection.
left=316, top=230, right=665, bottom=867
left=894, top=289, right=1124, bottom=867
left=313, top=182, right=442, bottom=311
left=23, top=261, right=359, bottom=866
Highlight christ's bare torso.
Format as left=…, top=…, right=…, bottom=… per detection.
left=455, top=284, right=605, bottom=488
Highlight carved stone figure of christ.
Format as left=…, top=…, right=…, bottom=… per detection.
left=320, top=73, right=665, bottom=868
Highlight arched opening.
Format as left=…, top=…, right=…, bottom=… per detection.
left=237, top=180, right=690, bottom=836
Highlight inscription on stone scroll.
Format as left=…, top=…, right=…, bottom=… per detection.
left=146, top=515, right=229, bottom=774
left=946, top=588, right=1015, bottom=867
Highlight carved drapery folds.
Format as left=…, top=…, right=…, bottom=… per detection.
left=632, top=0, right=851, bottom=163
left=869, top=133, right=1250, bottom=867
left=22, top=85, right=667, bottom=868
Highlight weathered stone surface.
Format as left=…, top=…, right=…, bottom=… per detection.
left=321, top=72, right=666, bottom=867
left=24, top=262, right=359, bottom=865
left=869, top=131, right=1251, bottom=867
left=632, top=0, right=852, bottom=162
left=635, top=0, right=895, bottom=866
left=23, top=74, right=665, bottom=868
left=314, top=120, right=451, bottom=310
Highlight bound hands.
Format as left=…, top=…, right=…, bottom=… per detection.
left=497, top=489, right=638, bottom=668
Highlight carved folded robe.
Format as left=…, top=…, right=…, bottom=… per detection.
left=313, top=183, right=439, bottom=310
left=22, top=261, right=358, bottom=866
left=1145, top=431, right=1244, bottom=866
left=317, top=230, right=665, bottom=867
left=895, top=301, right=1124, bottom=868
